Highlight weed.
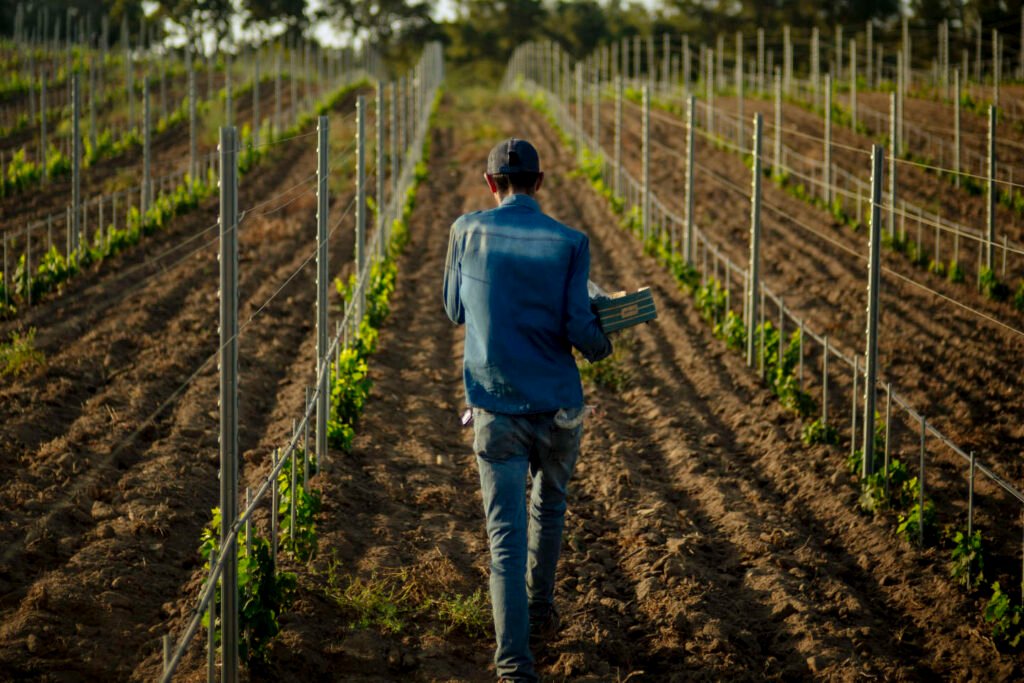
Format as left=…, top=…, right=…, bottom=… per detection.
left=426, top=589, right=492, bottom=638
left=578, top=332, right=633, bottom=392
left=0, top=328, right=44, bottom=376
left=1014, top=280, right=1024, bottom=312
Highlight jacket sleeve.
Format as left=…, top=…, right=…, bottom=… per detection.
left=443, top=219, right=465, bottom=325
left=565, top=236, right=612, bottom=362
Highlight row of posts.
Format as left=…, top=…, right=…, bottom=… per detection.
left=1, top=45, right=378, bottom=311
left=529, top=23, right=1017, bottom=112
left=159, top=42, right=443, bottom=682
left=515, top=37, right=1023, bottom=597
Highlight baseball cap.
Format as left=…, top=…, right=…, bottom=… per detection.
left=486, top=138, right=541, bottom=174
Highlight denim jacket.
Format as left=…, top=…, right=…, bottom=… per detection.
left=443, top=193, right=612, bottom=414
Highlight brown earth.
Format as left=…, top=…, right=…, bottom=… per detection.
left=705, top=92, right=1024, bottom=267
left=0, top=86, right=1018, bottom=681
left=592, top=94, right=1024, bottom=497
left=147, top=90, right=1020, bottom=681
left=0, top=72, right=312, bottom=237
left=0, top=88, right=372, bottom=681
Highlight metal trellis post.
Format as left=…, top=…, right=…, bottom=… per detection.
left=685, top=94, right=695, bottom=266
left=217, top=124, right=239, bottom=683
left=747, top=112, right=763, bottom=367
left=316, top=115, right=329, bottom=475
left=356, top=96, right=367, bottom=324
left=862, top=144, right=884, bottom=478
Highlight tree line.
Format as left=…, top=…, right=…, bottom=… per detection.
left=4, top=1, right=1024, bottom=78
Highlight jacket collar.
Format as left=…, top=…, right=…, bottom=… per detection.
left=499, top=193, right=540, bottom=211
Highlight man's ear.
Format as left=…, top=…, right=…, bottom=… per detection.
left=484, top=173, right=499, bottom=194
left=534, top=172, right=544, bottom=193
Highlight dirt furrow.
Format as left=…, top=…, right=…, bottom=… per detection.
left=0, top=96, right=369, bottom=680
left=537, top=96, right=1017, bottom=680
left=601, top=96, right=1024, bottom=481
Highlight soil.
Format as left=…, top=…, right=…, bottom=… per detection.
left=0, top=87, right=371, bottom=681
left=711, top=91, right=1024, bottom=249
left=162, top=92, right=1020, bottom=680
left=593, top=94, right=1024, bottom=495
left=0, top=72, right=308, bottom=236
left=0, top=87, right=1019, bottom=681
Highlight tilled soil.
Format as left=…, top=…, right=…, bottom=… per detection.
left=0, top=73, right=307, bottom=234
left=0, top=89, right=372, bottom=681
left=712, top=92, right=1024, bottom=250
left=595, top=94, right=1024, bottom=500
left=185, top=91, right=1020, bottom=682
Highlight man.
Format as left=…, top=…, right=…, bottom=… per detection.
left=443, top=138, right=612, bottom=682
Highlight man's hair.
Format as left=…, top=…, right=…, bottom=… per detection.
left=492, top=171, right=540, bottom=195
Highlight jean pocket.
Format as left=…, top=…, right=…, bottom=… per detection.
left=473, top=410, right=521, bottom=460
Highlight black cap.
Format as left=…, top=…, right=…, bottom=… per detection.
left=487, top=138, right=541, bottom=175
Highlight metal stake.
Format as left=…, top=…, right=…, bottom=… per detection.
left=355, top=96, right=366, bottom=324
left=746, top=112, right=763, bottom=367
left=72, top=73, right=81, bottom=252
left=217, top=125, right=239, bottom=683
left=863, top=144, right=884, bottom=477
left=986, top=105, right=996, bottom=270
left=316, top=115, right=329, bottom=474
left=684, top=95, right=695, bottom=265
left=642, top=86, right=650, bottom=242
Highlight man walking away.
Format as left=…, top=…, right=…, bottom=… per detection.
left=443, top=138, right=612, bottom=682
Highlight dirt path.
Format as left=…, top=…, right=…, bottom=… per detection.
left=0, top=90, right=372, bottom=681
left=236, top=91, right=1021, bottom=682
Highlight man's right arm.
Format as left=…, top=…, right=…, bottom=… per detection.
left=565, top=236, right=612, bottom=362
left=443, top=220, right=465, bottom=325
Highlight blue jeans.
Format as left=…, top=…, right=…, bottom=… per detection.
left=472, top=407, right=582, bottom=683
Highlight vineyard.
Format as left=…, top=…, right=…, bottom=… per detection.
left=1, top=7, right=1024, bottom=683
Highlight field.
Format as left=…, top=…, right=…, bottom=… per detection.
left=1, top=28, right=1023, bottom=683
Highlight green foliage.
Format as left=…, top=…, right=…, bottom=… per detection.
left=324, top=561, right=492, bottom=639
left=979, top=267, right=1010, bottom=301
left=896, top=489, right=936, bottom=544
left=328, top=346, right=371, bottom=452
left=949, top=530, right=984, bottom=589
left=802, top=418, right=839, bottom=446
left=927, top=258, right=946, bottom=277
left=2, top=148, right=42, bottom=195
left=199, top=508, right=298, bottom=666
left=277, top=450, right=322, bottom=562
left=946, top=259, right=965, bottom=284
left=713, top=310, right=746, bottom=351
left=859, top=457, right=913, bottom=512
left=1014, top=280, right=1024, bottom=312
left=0, top=328, right=44, bottom=376
left=425, top=589, right=492, bottom=638
left=694, top=277, right=727, bottom=323
left=984, top=582, right=1024, bottom=648
left=578, top=333, right=632, bottom=392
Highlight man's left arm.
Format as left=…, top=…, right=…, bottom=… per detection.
left=443, top=220, right=465, bottom=325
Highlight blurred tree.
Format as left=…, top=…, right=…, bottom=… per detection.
left=325, top=0, right=435, bottom=52
left=243, top=0, right=309, bottom=40
left=153, top=0, right=234, bottom=52
left=544, top=0, right=610, bottom=58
